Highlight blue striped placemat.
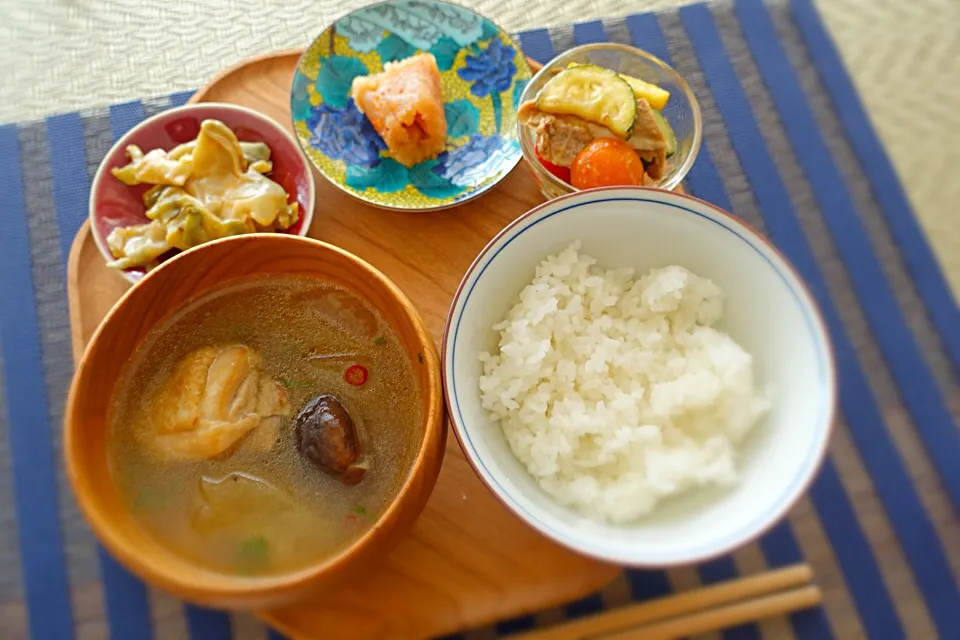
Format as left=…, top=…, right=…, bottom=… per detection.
left=0, top=0, right=957, bottom=638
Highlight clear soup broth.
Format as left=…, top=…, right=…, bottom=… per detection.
left=108, top=275, right=422, bottom=576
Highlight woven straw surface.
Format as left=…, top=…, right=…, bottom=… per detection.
left=3, top=0, right=956, bottom=291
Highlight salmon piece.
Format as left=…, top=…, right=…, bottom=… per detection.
left=351, top=53, right=448, bottom=168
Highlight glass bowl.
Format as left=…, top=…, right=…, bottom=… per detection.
left=517, top=43, right=702, bottom=200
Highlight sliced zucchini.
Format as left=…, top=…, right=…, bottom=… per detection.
left=567, top=62, right=671, bottom=110
left=651, top=110, right=676, bottom=157
left=537, top=65, right=637, bottom=139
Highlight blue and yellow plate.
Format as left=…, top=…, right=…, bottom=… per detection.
left=291, top=0, right=532, bottom=211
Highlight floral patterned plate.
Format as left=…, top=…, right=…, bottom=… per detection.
left=291, top=0, right=532, bottom=211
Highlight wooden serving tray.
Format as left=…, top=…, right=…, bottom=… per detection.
left=67, top=49, right=620, bottom=638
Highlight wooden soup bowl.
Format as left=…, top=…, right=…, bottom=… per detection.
left=64, top=233, right=446, bottom=609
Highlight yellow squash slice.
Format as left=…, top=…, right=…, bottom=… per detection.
left=619, top=74, right=671, bottom=110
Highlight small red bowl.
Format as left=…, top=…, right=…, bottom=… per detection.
left=90, top=102, right=316, bottom=283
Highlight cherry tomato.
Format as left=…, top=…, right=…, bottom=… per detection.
left=570, top=138, right=646, bottom=189
left=536, top=147, right=572, bottom=184
left=344, top=364, right=368, bottom=386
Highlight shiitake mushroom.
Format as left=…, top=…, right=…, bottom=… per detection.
left=294, top=394, right=365, bottom=485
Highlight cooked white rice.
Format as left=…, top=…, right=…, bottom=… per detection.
left=478, top=242, right=769, bottom=523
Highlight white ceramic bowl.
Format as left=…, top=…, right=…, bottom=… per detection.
left=442, top=187, right=836, bottom=566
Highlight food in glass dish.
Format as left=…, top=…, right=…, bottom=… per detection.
left=351, top=52, right=448, bottom=168
left=108, top=276, right=422, bottom=576
left=106, top=120, right=299, bottom=271
left=518, top=64, right=677, bottom=189
left=478, top=242, right=769, bottom=523
left=569, top=138, right=646, bottom=190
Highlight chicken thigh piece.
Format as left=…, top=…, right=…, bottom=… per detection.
left=140, top=345, right=291, bottom=462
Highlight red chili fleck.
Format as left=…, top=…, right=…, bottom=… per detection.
left=345, top=514, right=361, bottom=526
left=345, top=364, right=368, bottom=386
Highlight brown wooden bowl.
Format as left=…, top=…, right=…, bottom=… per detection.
left=63, top=233, right=446, bottom=609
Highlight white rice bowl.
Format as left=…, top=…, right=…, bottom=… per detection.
left=478, top=242, right=769, bottom=524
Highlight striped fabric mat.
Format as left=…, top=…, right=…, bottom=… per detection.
left=1, top=0, right=958, bottom=638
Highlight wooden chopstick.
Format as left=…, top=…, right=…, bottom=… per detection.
left=512, top=564, right=816, bottom=640
left=599, top=585, right=822, bottom=640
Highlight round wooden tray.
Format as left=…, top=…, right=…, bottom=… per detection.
left=67, top=49, right=619, bottom=639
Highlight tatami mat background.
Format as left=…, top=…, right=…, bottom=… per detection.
left=3, top=0, right=959, bottom=294
left=1, top=1, right=958, bottom=639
